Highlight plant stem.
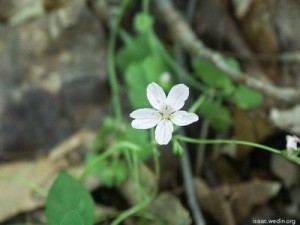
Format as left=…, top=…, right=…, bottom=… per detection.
left=108, top=0, right=131, bottom=123
left=175, top=135, right=282, bottom=155
left=143, top=0, right=150, bottom=12
left=188, top=94, right=206, bottom=113
left=110, top=131, right=160, bottom=225
left=180, top=135, right=206, bottom=225
left=79, top=141, right=140, bottom=179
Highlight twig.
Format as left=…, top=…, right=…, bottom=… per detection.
left=174, top=2, right=206, bottom=224
left=180, top=132, right=206, bottom=225
left=153, top=0, right=300, bottom=103
left=226, top=51, right=300, bottom=63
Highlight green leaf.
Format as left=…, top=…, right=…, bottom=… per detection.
left=173, top=139, right=184, bottom=156
left=125, top=63, right=149, bottom=108
left=192, top=57, right=240, bottom=96
left=86, top=157, right=128, bottom=187
left=125, top=55, right=169, bottom=108
left=199, top=99, right=232, bottom=131
left=134, top=13, right=154, bottom=33
left=125, top=127, right=148, bottom=146
left=60, top=211, right=84, bottom=225
left=46, top=172, right=95, bottom=225
left=234, top=85, right=263, bottom=109
left=116, top=33, right=151, bottom=71
left=192, top=58, right=233, bottom=90
left=142, top=54, right=167, bottom=82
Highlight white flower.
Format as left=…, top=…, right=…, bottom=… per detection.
left=130, top=82, right=199, bottom=145
left=286, top=135, right=300, bottom=155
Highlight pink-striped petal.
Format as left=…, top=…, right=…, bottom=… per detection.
left=166, top=84, right=189, bottom=112
left=155, top=120, right=174, bottom=145
left=170, top=110, right=199, bottom=126
left=130, top=108, right=162, bottom=129
left=147, top=82, right=167, bottom=110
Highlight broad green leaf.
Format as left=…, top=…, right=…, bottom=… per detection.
left=234, top=85, right=263, bottom=109
left=192, top=57, right=239, bottom=96
left=142, top=54, right=167, bottom=82
left=116, top=33, right=151, bottom=71
left=85, top=158, right=128, bottom=187
left=125, top=55, right=169, bottom=108
left=192, top=58, right=233, bottom=89
left=60, top=211, right=84, bottom=225
left=125, top=63, right=149, bottom=108
left=134, top=13, right=154, bottom=33
left=125, top=127, right=148, bottom=146
left=199, top=99, right=232, bottom=131
left=46, top=172, right=94, bottom=225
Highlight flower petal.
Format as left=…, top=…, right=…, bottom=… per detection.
left=130, top=108, right=162, bottom=129
left=286, top=135, right=300, bottom=150
left=130, top=108, right=159, bottom=119
left=166, top=84, right=189, bottom=112
left=155, top=120, right=174, bottom=145
left=170, top=110, right=199, bottom=126
left=147, top=82, right=167, bottom=110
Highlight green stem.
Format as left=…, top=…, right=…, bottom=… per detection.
left=111, top=195, right=153, bottom=225
left=188, top=94, right=206, bottom=113
left=26, top=180, right=48, bottom=197
left=143, top=0, right=150, bottom=12
left=79, top=141, right=140, bottom=180
left=175, top=135, right=282, bottom=155
left=111, top=131, right=160, bottom=225
left=148, top=32, right=206, bottom=91
left=108, top=0, right=131, bottom=123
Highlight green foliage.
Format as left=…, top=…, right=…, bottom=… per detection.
left=125, top=55, right=168, bottom=108
left=117, top=33, right=152, bottom=71
left=117, top=28, right=172, bottom=108
left=46, top=172, right=94, bottom=225
left=173, top=139, right=184, bottom=156
left=86, top=154, right=128, bottom=187
left=192, top=58, right=235, bottom=96
left=134, top=13, right=153, bottom=33
left=234, top=85, right=263, bottom=109
left=85, top=116, right=151, bottom=187
left=199, top=99, right=232, bottom=132
left=60, top=211, right=84, bottom=225
left=192, top=57, right=263, bottom=131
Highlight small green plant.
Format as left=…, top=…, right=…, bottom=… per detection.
left=46, top=172, right=95, bottom=225
left=44, top=0, right=300, bottom=224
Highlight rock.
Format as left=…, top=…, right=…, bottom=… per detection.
left=0, top=3, right=109, bottom=159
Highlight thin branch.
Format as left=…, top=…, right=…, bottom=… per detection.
left=180, top=131, right=206, bottom=225
left=153, top=0, right=300, bottom=103
left=174, top=1, right=206, bottom=224
left=226, top=51, right=300, bottom=63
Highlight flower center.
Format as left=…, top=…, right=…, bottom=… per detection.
left=161, top=105, right=172, bottom=120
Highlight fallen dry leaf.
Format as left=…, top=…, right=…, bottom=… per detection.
left=271, top=154, right=299, bottom=188
left=270, top=106, right=300, bottom=134
left=148, top=193, right=191, bottom=225
left=0, top=129, right=94, bottom=222
left=195, top=178, right=281, bottom=225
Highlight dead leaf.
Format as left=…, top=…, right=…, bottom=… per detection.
left=194, top=179, right=236, bottom=225
left=271, top=154, right=299, bottom=188
left=148, top=193, right=191, bottom=225
left=270, top=106, right=300, bottom=134
left=0, top=129, right=95, bottom=222
left=233, top=108, right=274, bottom=159
left=230, top=0, right=255, bottom=18
left=120, top=163, right=157, bottom=205
left=195, top=178, right=281, bottom=224
left=120, top=162, right=191, bottom=225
